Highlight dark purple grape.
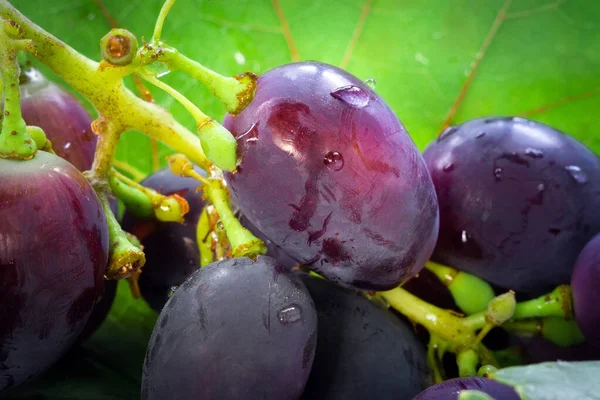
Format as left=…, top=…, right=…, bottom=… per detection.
left=20, top=66, right=97, bottom=172
left=571, top=232, right=600, bottom=346
left=511, top=335, right=600, bottom=363
left=299, top=276, right=431, bottom=399
left=121, top=166, right=207, bottom=312
left=141, top=256, right=317, bottom=400
left=412, top=377, right=520, bottom=400
left=77, top=280, right=117, bottom=344
left=0, top=151, right=108, bottom=392
left=223, top=61, right=439, bottom=291
left=423, top=116, right=600, bottom=294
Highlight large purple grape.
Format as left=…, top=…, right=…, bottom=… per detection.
left=412, top=377, right=520, bottom=400
left=20, top=66, right=97, bottom=172
left=77, top=280, right=117, bottom=344
left=571, top=232, right=600, bottom=346
left=141, top=256, right=318, bottom=399
left=300, top=276, right=431, bottom=399
left=121, top=166, right=207, bottom=312
left=0, top=151, right=108, bottom=392
left=423, top=116, right=600, bottom=293
left=223, top=61, right=439, bottom=291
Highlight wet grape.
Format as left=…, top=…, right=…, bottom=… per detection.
left=141, top=256, right=317, bottom=399
left=423, top=116, right=600, bottom=294
left=412, top=376, right=520, bottom=400
left=224, top=61, right=439, bottom=291
left=0, top=151, right=108, bottom=392
left=571, top=232, right=600, bottom=347
left=300, top=276, right=431, bottom=399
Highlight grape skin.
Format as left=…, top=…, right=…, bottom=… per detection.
left=141, top=256, right=317, bottom=400
left=224, top=61, right=439, bottom=291
left=412, top=377, right=520, bottom=400
left=300, top=276, right=431, bottom=399
left=571, top=232, right=600, bottom=347
left=423, top=116, right=600, bottom=294
left=0, top=152, right=108, bottom=392
left=121, top=167, right=207, bottom=312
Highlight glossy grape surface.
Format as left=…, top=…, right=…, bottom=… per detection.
left=224, top=61, right=439, bottom=291
left=300, top=276, right=431, bottom=399
left=0, top=151, right=108, bottom=392
left=20, top=67, right=97, bottom=172
left=423, top=116, right=600, bottom=293
left=571, top=232, right=600, bottom=347
left=121, top=167, right=206, bottom=312
left=78, top=280, right=117, bottom=343
left=141, top=256, right=317, bottom=399
left=412, top=377, right=520, bottom=400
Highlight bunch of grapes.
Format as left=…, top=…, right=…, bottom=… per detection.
left=0, top=1, right=599, bottom=399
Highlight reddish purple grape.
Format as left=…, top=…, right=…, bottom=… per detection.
left=20, top=66, right=97, bottom=172
left=141, top=256, right=317, bottom=400
left=223, top=61, right=439, bottom=291
left=300, top=276, right=431, bottom=399
left=571, top=232, right=600, bottom=346
left=121, top=167, right=207, bottom=312
left=412, top=377, right=520, bottom=400
left=77, top=280, right=117, bottom=344
left=0, top=151, right=108, bottom=392
left=423, top=116, right=600, bottom=294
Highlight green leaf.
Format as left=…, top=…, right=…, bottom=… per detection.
left=492, top=361, right=600, bottom=400
left=5, top=0, right=600, bottom=398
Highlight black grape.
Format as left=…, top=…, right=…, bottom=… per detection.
left=299, top=276, right=431, bottom=399
left=0, top=152, right=108, bottom=392
left=412, top=377, right=520, bottom=400
left=141, top=256, right=317, bottom=399
left=423, top=116, right=600, bottom=294
left=121, top=166, right=206, bottom=312
left=223, top=61, right=439, bottom=291
left=571, top=232, right=600, bottom=347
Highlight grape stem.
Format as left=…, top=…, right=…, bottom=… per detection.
left=0, top=0, right=212, bottom=170
left=0, top=17, right=36, bottom=159
left=151, top=0, right=176, bottom=42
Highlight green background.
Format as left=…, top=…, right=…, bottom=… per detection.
left=4, top=0, right=600, bottom=398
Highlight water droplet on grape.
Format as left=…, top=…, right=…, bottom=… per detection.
left=525, top=148, right=544, bottom=158
left=168, top=285, right=179, bottom=297
left=438, top=126, right=457, bottom=142
left=330, top=85, right=369, bottom=108
left=494, top=167, right=503, bottom=181
left=476, top=132, right=486, bottom=139
left=565, top=165, right=588, bottom=184
left=364, top=78, right=376, bottom=89
left=461, top=230, right=468, bottom=243
left=323, top=151, right=344, bottom=171
left=443, top=163, right=454, bottom=172
left=511, top=116, right=528, bottom=123
left=278, top=304, right=303, bottom=324
left=537, top=183, right=545, bottom=192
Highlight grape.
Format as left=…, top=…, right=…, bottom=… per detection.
left=223, top=61, right=439, bottom=291
left=0, top=151, right=108, bottom=392
left=20, top=66, right=97, bottom=172
left=511, top=336, right=600, bottom=363
left=299, top=276, right=431, bottom=399
left=571, top=232, right=600, bottom=347
left=412, top=377, right=520, bottom=400
left=423, top=116, right=600, bottom=294
left=121, top=166, right=207, bottom=312
left=141, top=256, right=317, bottom=399
left=77, top=280, right=117, bottom=344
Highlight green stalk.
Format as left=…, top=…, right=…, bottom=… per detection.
left=511, top=284, right=573, bottom=319
left=0, top=18, right=36, bottom=159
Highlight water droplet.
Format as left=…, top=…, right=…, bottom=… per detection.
left=278, top=304, right=303, bottom=324
left=525, top=148, right=544, bottom=158
left=168, top=285, right=179, bottom=297
left=147, top=62, right=171, bottom=78
left=564, top=165, right=588, bottom=184
left=330, top=85, right=369, bottom=108
left=443, top=163, right=454, bottom=172
left=87, top=12, right=96, bottom=20
left=364, top=78, right=376, bottom=89
left=324, top=151, right=344, bottom=171
left=537, top=183, right=545, bottom=192
left=476, top=132, right=486, bottom=139
left=437, top=126, right=458, bottom=142
left=233, top=51, right=246, bottom=65
left=461, top=230, right=468, bottom=243
left=494, top=167, right=503, bottom=181
left=511, top=116, right=528, bottom=123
